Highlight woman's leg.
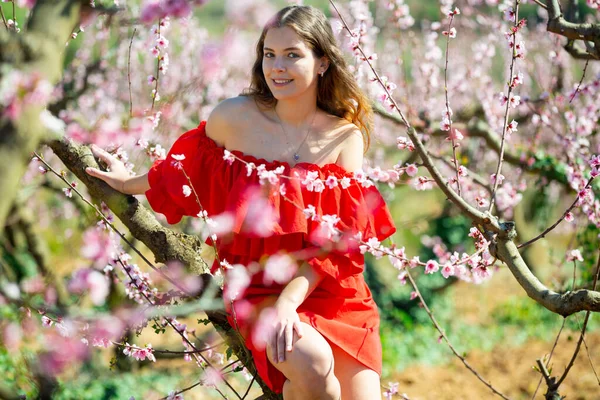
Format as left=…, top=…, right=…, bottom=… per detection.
left=330, top=341, right=382, bottom=400
left=266, top=322, right=341, bottom=400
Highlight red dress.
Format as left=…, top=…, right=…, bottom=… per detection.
left=145, top=121, right=396, bottom=393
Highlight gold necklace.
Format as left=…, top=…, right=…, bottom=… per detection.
left=274, top=107, right=317, bottom=162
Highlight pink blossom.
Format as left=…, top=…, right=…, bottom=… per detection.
left=243, top=194, right=277, bottom=237
left=170, top=153, right=185, bottom=169
left=442, top=27, right=456, bottom=38
left=506, top=120, right=518, bottom=134
left=359, top=237, right=384, bottom=258
left=68, top=268, right=110, bottom=306
left=325, top=175, right=338, bottom=189
left=511, top=72, right=524, bottom=88
left=222, top=150, right=235, bottom=165
left=405, top=164, right=418, bottom=177
left=566, top=249, right=583, bottom=262
left=410, top=291, right=418, bottom=300
left=340, top=176, right=352, bottom=189
left=251, top=307, right=277, bottom=351
left=201, top=366, right=223, bottom=388
left=414, top=176, right=434, bottom=191
left=396, top=136, right=415, bottom=151
left=353, top=169, right=367, bottom=184
left=504, top=7, right=516, bottom=22
left=318, top=214, right=341, bottom=241
left=447, top=128, right=464, bottom=141
left=182, top=185, right=191, bottom=197
left=565, top=212, right=574, bottom=222
left=490, top=173, right=505, bottom=185
left=39, top=334, right=89, bottom=376
left=425, top=260, right=439, bottom=274
left=41, top=315, right=54, bottom=327
left=440, top=117, right=451, bottom=131
left=224, top=264, right=251, bottom=302
left=140, top=1, right=166, bottom=24
left=166, top=391, right=184, bottom=400
left=441, top=263, right=455, bottom=278
left=264, top=253, right=297, bottom=286
left=303, top=204, right=318, bottom=221
left=302, top=170, right=320, bottom=191
left=123, top=343, right=156, bottom=362
left=383, top=382, right=399, bottom=400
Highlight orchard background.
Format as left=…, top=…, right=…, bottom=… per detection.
left=1, top=0, right=600, bottom=398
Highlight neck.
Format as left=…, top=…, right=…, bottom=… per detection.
left=274, top=96, right=318, bottom=129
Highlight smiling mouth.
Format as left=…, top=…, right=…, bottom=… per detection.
left=272, top=79, right=293, bottom=85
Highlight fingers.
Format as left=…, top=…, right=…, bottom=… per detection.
left=90, top=144, right=117, bottom=166
left=277, top=320, right=286, bottom=363
left=85, top=166, right=109, bottom=180
left=285, top=322, right=293, bottom=352
left=293, top=320, right=303, bottom=339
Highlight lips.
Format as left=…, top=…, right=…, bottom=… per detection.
left=272, top=79, right=293, bottom=86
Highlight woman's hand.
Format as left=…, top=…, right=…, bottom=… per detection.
left=85, top=144, right=131, bottom=193
left=269, top=297, right=304, bottom=364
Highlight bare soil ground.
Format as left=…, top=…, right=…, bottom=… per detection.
left=391, top=331, right=600, bottom=400
left=390, top=267, right=600, bottom=400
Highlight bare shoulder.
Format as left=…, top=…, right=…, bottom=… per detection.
left=334, top=122, right=364, bottom=172
left=205, top=96, right=254, bottom=146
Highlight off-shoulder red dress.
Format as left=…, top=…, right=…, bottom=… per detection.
left=145, top=121, right=396, bottom=393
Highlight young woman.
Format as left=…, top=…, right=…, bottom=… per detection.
left=86, top=5, right=396, bottom=400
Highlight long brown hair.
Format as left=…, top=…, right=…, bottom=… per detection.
left=241, top=5, right=373, bottom=151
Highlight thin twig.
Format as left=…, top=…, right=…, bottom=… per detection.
left=442, top=14, right=463, bottom=197
left=531, top=319, right=566, bottom=399
left=573, top=315, right=600, bottom=385
left=569, top=59, right=590, bottom=103
left=553, top=251, right=600, bottom=388
left=118, top=258, right=240, bottom=400
left=488, top=0, right=521, bottom=213
left=150, top=20, right=162, bottom=112
left=328, top=0, right=494, bottom=230
left=518, top=176, right=595, bottom=249
left=158, top=381, right=203, bottom=400
left=127, top=28, right=137, bottom=119
left=241, top=372, right=256, bottom=399
left=402, top=265, right=511, bottom=399
left=0, top=6, right=8, bottom=30
left=531, top=0, right=548, bottom=9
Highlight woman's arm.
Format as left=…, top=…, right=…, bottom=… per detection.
left=270, top=262, right=325, bottom=363
left=85, top=144, right=150, bottom=195
left=275, top=261, right=324, bottom=309
left=122, top=173, right=150, bottom=195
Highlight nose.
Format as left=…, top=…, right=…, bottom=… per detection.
left=273, top=56, right=286, bottom=72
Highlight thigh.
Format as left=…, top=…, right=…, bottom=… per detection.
left=266, top=322, right=335, bottom=383
left=330, top=342, right=382, bottom=400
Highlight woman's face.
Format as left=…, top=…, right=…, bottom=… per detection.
left=262, top=26, right=325, bottom=101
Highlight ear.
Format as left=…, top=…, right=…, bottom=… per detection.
left=319, top=57, right=330, bottom=74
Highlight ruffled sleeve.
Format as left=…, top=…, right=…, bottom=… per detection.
left=145, top=122, right=243, bottom=224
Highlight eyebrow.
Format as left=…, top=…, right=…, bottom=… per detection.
left=263, top=46, right=303, bottom=52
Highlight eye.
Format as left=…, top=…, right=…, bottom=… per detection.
left=288, top=53, right=300, bottom=58
left=264, top=52, right=274, bottom=58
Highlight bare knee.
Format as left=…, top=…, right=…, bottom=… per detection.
left=267, top=324, right=340, bottom=399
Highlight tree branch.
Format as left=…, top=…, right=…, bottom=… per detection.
left=546, top=0, right=600, bottom=59
left=46, top=136, right=281, bottom=398
left=0, top=0, right=82, bottom=229
left=494, top=227, right=600, bottom=317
